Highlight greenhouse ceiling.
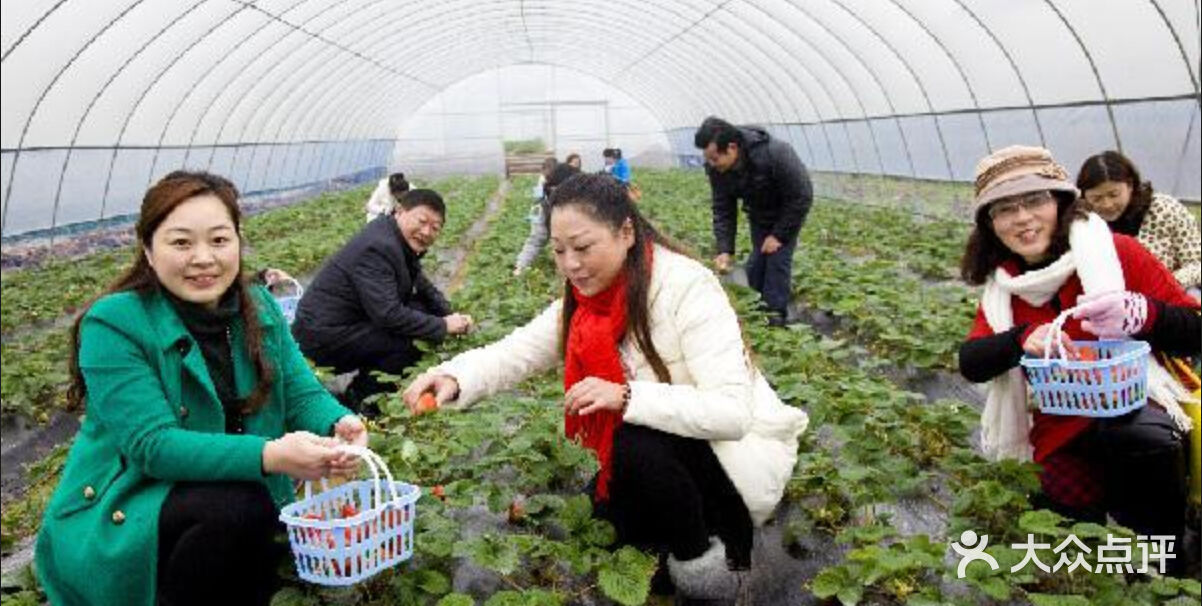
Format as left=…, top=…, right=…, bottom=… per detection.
left=2, top=0, right=1200, bottom=237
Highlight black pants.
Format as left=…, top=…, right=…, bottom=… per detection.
left=296, top=323, right=423, bottom=409
left=595, top=424, right=753, bottom=569
left=157, top=481, right=284, bottom=606
left=1038, top=405, right=1187, bottom=573
left=747, top=222, right=798, bottom=320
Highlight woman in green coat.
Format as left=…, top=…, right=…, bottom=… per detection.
left=35, top=171, right=367, bottom=606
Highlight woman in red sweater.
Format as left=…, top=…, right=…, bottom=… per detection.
left=958, top=145, right=1199, bottom=575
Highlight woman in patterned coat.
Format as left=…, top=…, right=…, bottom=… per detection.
left=1076, top=150, right=1201, bottom=299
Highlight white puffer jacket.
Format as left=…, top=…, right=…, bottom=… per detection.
left=365, top=178, right=393, bottom=222
left=433, top=245, right=808, bottom=525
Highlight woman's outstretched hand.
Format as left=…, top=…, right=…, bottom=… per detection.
left=402, top=373, right=460, bottom=414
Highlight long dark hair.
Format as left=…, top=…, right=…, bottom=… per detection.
left=545, top=173, right=686, bottom=383
left=67, top=171, right=275, bottom=412
left=388, top=172, right=410, bottom=198
left=960, top=191, right=1086, bottom=285
left=1076, top=150, right=1154, bottom=236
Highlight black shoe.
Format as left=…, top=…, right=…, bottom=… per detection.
left=342, top=374, right=385, bottom=418
left=651, top=552, right=676, bottom=596
left=766, top=315, right=788, bottom=328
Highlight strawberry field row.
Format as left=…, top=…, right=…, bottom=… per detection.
left=634, top=169, right=1199, bottom=605
left=1, top=176, right=496, bottom=337
left=270, top=176, right=658, bottom=606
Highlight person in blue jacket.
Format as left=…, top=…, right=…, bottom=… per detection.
left=603, top=148, right=632, bottom=184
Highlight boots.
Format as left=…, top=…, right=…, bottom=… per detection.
left=667, top=537, right=740, bottom=603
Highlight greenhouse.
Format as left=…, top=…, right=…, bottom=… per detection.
left=1, top=1, right=1200, bottom=604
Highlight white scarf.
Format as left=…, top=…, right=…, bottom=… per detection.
left=979, top=213, right=1192, bottom=461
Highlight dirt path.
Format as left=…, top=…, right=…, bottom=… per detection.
left=718, top=265, right=982, bottom=597
left=429, top=180, right=512, bottom=295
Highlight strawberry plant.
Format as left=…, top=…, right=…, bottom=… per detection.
left=6, top=169, right=1197, bottom=605
left=0, top=176, right=497, bottom=423
left=266, top=176, right=658, bottom=605
left=632, top=169, right=1199, bottom=605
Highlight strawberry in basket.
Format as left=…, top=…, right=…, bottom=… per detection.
left=1073, top=346, right=1102, bottom=384
left=280, top=445, right=420, bottom=586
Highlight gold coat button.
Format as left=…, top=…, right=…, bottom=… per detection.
left=83, top=486, right=96, bottom=500
left=111, top=510, right=126, bottom=525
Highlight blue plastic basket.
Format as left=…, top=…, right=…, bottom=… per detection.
left=1020, top=308, right=1150, bottom=417
left=272, top=278, right=303, bottom=325
left=279, top=446, right=420, bottom=586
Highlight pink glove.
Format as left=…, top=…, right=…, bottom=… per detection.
left=1072, top=291, right=1150, bottom=338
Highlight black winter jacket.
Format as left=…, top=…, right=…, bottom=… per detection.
left=705, top=126, right=813, bottom=254
left=292, top=215, right=451, bottom=350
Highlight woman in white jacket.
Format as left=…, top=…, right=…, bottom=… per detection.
left=364, top=172, right=410, bottom=222
left=404, top=173, right=808, bottom=601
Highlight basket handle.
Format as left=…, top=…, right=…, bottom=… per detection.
left=275, top=277, right=304, bottom=297
left=1040, top=306, right=1081, bottom=361
left=335, top=445, right=404, bottom=510
left=298, top=445, right=403, bottom=511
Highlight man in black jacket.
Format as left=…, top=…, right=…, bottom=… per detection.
left=694, top=117, right=813, bottom=326
left=292, top=189, right=472, bottom=409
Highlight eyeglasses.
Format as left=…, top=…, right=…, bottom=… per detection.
left=988, top=190, right=1055, bottom=222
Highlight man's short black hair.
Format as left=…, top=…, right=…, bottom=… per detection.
left=396, top=189, right=446, bottom=219
left=693, top=116, right=742, bottom=152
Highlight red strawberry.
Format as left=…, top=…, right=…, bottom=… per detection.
left=507, top=497, right=526, bottom=524
left=416, top=391, right=439, bottom=414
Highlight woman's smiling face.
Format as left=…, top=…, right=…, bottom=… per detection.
left=987, top=190, right=1059, bottom=264
left=145, top=193, right=241, bottom=308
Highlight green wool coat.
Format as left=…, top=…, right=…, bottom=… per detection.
left=35, top=285, right=352, bottom=606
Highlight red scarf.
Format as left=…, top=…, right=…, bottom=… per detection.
left=564, top=270, right=631, bottom=502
